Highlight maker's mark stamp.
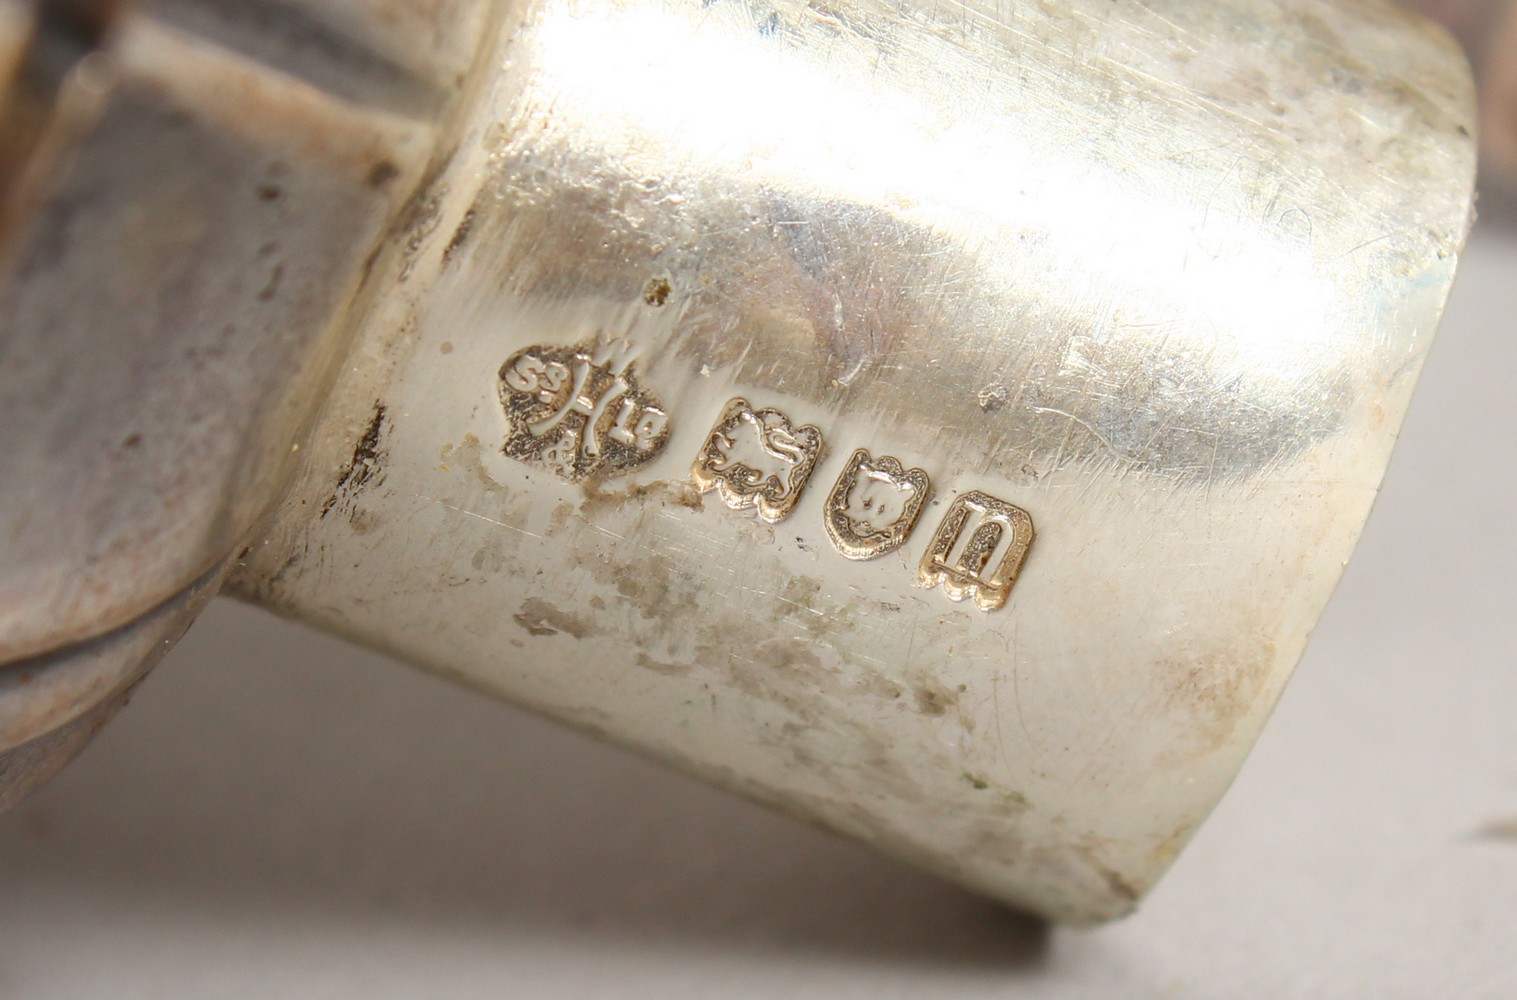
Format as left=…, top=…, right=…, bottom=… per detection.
left=692, top=397, right=823, bottom=523
left=498, top=344, right=670, bottom=482
left=918, top=491, right=1034, bottom=611
left=824, top=449, right=930, bottom=560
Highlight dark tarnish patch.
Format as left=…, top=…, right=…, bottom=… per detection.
left=257, top=262, right=285, bottom=302
left=1069, top=842, right=1141, bottom=908
left=642, top=276, right=672, bottom=306
left=913, top=681, right=963, bottom=717
left=513, top=598, right=594, bottom=639
left=399, top=189, right=444, bottom=280
left=442, top=207, right=476, bottom=265
left=33, top=0, right=119, bottom=57
left=1094, top=863, right=1140, bottom=905
left=389, top=149, right=459, bottom=282
left=320, top=401, right=387, bottom=519
left=367, top=160, right=400, bottom=189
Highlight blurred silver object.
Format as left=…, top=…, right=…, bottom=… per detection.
left=1409, top=0, right=1517, bottom=179
left=0, top=0, right=1476, bottom=921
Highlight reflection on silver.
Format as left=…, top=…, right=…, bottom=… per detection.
left=0, top=0, right=1477, bottom=924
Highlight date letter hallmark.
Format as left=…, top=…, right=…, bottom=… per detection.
left=823, top=449, right=931, bottom=560
left=692, top=398, right=823, bottom=523
left=918, top=491, right=1034, bottom=611
left=498, top=344, right=671, bottom=482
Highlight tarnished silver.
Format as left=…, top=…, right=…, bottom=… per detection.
left=0, top=0, right=1477, bottom=922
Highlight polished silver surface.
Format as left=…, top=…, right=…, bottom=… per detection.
left=214, top=0, right=1475, bottom=920
left=0, top=0, right=1479, bottom=924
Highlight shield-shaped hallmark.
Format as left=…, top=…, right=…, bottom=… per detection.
left=823, top=449, right=931, bottom=560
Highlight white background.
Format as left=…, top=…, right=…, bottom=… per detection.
left=1, top=201, right=1513, bottom=1000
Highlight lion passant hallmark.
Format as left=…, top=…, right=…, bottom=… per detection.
left=691, top=397, right=824, bottom=524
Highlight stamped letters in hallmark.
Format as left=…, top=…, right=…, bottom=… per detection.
left=823, top=449, right=931, bottom=560
left=692, top=397, right=823, bottom=523
left=918, top=491, right=1034, bottom=611
left=498, top=344, right=670, bottom=482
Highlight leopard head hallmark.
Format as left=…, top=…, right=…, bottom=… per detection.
left=824, top=449, right=931, bottom=560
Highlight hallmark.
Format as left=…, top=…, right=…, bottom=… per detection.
left=498, top=344, right=670, bottom=482
left=918, top=491, right=1034, bottom=611
left=823, top=449, right=930, bottom=560
left=692, top=397, right=823, bottom=523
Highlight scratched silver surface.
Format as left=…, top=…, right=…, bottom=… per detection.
left=226, top=0, right=1474, bottom=922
